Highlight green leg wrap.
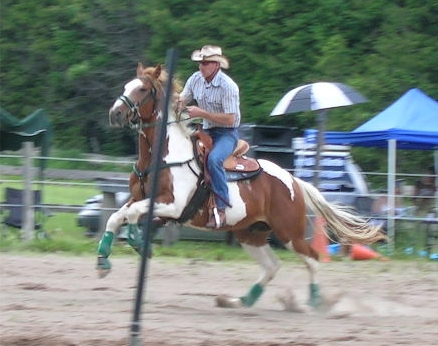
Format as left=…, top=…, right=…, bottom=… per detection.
left=307, top=283, right=320, bottom=307
left=127, top=224, right=143, bottom=255
left=240, top=283, right=264, bottom=307
left=98, top=231, right=114, bottom=257
left=97, top=232, right=114, bottom=271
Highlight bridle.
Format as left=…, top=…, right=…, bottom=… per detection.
left=118, top=76, right=161, bottom=130
left=117, top=75, right=161, bottom=200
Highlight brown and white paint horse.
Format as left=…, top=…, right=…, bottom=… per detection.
left=96, top=63, right=168, bottom=263
left=98, top=63, right=385, bottom=308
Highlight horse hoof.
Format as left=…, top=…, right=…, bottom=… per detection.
left=307, top=283, right=320, bottom=308
left=307, top=298, right=320, bottom=308
left=216, top=295, right=243, bottom=308
left=96, top=256, right=111, bottom=278
left=97, top=268, right=111, bottom=279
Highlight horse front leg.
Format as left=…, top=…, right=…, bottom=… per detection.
left=216, top=243, right=281, bottom=308
left=97, top=204, right=130, bottom=277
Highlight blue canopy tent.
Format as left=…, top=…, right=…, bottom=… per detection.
left=324, top=88, right=438, bottom=250
left=325, top=88, right=438, bottom=149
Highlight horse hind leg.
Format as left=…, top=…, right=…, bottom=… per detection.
left=284, top=238, right=321, bottom=307
left=126, top=223, right=144, bottom=255
left=124, top=198, right=162, bottom=257
left=216, top=243, right=280, bottom=308
left=125, top=218, right=161, bottom=258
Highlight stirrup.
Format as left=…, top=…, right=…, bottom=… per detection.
left=206, top=208, right=226, bottom=229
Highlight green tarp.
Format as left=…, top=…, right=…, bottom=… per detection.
left=0, top=107, right=52, bottom=173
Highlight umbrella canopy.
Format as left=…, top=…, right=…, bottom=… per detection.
left=270, top=82, right=368, bottom=188
left=270, top=82, right=367, bottom=115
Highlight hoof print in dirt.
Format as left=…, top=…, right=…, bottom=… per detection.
left=216, top=294, right=242, bottom=308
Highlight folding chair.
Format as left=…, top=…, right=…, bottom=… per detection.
left=1, top=187, right=52, bottom=238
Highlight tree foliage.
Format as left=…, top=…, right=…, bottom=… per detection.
left=1, top=0, right=437, bottom=172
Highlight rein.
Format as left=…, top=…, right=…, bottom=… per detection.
left=133, top=157, right=196, bottom=176
left=132, top=109, right=199, bottom=195
left=137, top=116, right=193, bottom=130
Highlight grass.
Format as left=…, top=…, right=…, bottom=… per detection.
left=2, top=175, right=99, bottom=205
left=1, top=212, right=434, bottom=263
left=0, top=171, right=301, bottom=262
left=0, top=211, right=302, bottom=262
left=0, top=172, right=436, bottom=263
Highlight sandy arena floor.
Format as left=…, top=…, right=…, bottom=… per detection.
left=0, top=253, right=437, bottom=346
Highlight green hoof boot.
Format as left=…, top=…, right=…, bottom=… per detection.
left=127, top=224, right=144, bottom=255
left=97, top=256, right=112, bottom=278
left=240, top=283, right=264, bottom=307
left=307, top=283, right=320, bottom=308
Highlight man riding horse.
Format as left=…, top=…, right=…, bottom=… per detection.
left=177, top=45, right=240, bottom=229
left=98, top=59, right=386, bottom=309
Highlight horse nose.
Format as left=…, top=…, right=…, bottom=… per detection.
left=108, top=108, right=123, bottom=127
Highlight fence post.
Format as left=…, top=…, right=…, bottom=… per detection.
left=22, top=141, right=35, bottom=241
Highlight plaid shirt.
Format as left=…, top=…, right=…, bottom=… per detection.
left=181, top=70, right=241, bottom=129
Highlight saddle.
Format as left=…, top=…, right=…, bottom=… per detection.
left=193, top=130, right=261, bottom=182
left=176, top=130, right=262, bottom=224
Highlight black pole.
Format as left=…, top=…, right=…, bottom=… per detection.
left=129, top=48, right=179, bottom=346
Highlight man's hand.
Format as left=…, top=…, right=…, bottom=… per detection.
left=175, top=99, right=185, bottom=115
left=186, top=105, right=206, bottom=119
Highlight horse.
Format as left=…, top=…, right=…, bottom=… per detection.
left=98, top=62, right=386, bottom=308
left=96, top=63, right=172, bottom=261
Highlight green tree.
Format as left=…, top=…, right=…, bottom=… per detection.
left=1, top=0, right=436, bottom=174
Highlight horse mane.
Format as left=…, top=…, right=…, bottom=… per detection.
left=139, top=65, right=183, bottom=95
left=139, top=64, right=194, bottom=135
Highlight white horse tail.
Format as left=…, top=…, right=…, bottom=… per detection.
left=294, top=176, right=386, bottom=244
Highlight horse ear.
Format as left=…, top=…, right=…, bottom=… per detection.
left=137, top=62, right=145, bottom=76
left=153, top=65, right=162, bottom=79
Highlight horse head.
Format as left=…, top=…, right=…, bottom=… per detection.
left=108, top=63, right=165, bottom=129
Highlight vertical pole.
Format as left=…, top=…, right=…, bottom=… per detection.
left=434, top=149, right=438, bottom=212
left=22, top=141, right=35, bottom=241
left=129, top=48, right=178, bottom=346
left=313, top=110, right=327, bottom=188
left=99, top=190, right=116, bottom=238
left=386, top=139, right=396, bottom=254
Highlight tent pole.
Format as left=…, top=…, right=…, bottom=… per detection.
left=22, top=141, right=35, bottom=242
left=434, top=149, right=438, bottom=213
left=386, top=139, right=396, bottom=254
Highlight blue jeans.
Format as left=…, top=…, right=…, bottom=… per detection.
left=205, top=128, right=239, bottom=209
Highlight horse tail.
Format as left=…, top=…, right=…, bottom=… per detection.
left=294, top=176, right=387, bottom=244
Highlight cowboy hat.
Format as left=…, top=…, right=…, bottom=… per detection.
left=191, top=45, right=229, bottom=69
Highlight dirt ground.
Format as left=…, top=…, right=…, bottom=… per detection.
left=0, top=253, right=437, bottom=346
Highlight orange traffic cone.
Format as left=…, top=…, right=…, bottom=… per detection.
left=350, top=244, right=389, bottom=261
left=311, top=216, right=331, bottom=262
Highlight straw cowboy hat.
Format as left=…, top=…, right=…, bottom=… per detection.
left=191, top=45, right=230, bottom=69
